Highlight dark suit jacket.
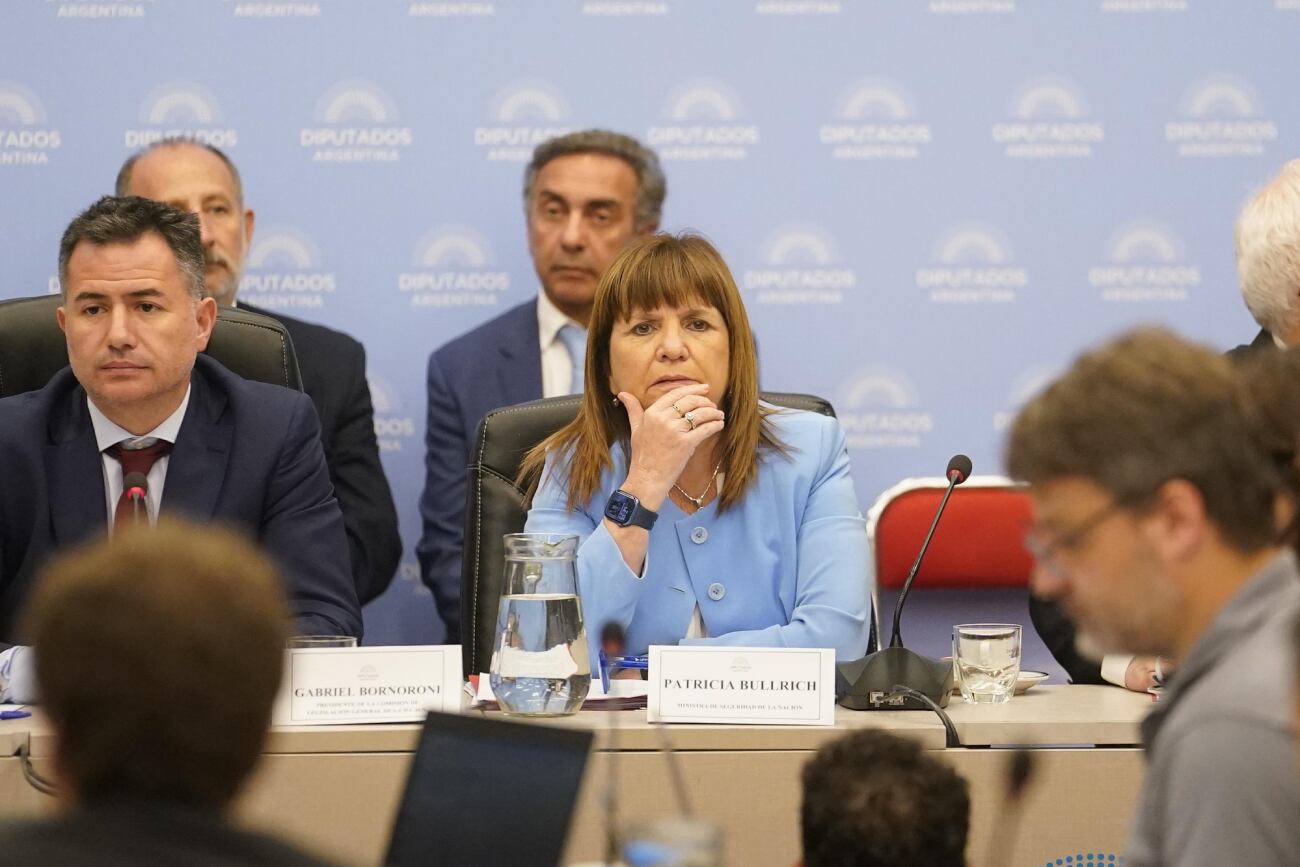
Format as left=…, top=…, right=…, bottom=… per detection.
left=0, top=354, right=361, bottom=645
left=242, top=303, right=400, bottom=605
left=0, top=798, right=335, bottom=866
left=1226, top=327, right=1276, bottom=363
left=1028, top=594, right=1105, bottom=685
left=417, top=299, right=542, bottom=642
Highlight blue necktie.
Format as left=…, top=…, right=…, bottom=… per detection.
left=557, top=323, right=587, bottom=394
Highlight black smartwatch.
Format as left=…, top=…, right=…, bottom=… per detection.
left=604, top=489, right=658, bottom=530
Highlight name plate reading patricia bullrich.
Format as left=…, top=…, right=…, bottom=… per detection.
left=647, top=646, right=835, bottom=726
left=272, top=645, right=462, bottom=726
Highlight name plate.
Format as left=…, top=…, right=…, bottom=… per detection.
left=647, top=645, right=835, bottom=726
left=271, top=645, right=462, bottom=726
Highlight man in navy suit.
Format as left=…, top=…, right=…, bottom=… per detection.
left=117, top=139, right=401, bottom=605
left=417, top=130, right=665, bottom=642
left=0, top=196, right=360, bottom=702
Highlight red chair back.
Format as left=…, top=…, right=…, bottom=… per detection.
left=871, top=479, right=1035, bottom=591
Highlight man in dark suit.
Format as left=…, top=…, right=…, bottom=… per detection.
left=0, top=520, right=334, bottom=866
left=116, top=139, right=401, bottom=605
left=0, top=196, right=359, bottom=702
left=417, top=130, right=665, bottom=641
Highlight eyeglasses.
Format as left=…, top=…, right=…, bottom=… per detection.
left=1023, top=499, right=1131, bottom=579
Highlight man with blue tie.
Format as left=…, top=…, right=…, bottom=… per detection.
left=0, top=196, right=360, bottom=702
left=417, top=130, right=665, bottom=642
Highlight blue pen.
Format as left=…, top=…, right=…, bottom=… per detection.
left=0, top=709, right=32, bottom=720
left=597, top=650, right=649, bottom=693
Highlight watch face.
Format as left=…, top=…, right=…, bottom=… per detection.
left=605, top=493, right=636, bottom=524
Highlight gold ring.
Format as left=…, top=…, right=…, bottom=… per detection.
left=671, top=403, right=684, bottom=417
left=684, top=411, right=697, bottom=430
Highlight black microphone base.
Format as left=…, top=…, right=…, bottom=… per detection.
left=835, top=647, right=955, bottom=711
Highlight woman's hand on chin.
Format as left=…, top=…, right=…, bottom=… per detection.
left=618, top=383, right=725, bottom=505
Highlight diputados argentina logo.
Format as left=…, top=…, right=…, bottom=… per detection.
left=820, top=79, right=931, bottom=161
left=368, top=374, right=417, bottom=453
left=993, top=365, right=1059, bottom=432
left=227, top=0, right=321, bottom=16
left=301, top=81, right=414, bottom=163
left=742, top=225, right=854, bottom=305
left=916, top=224, right=1026, bottom=304
left=837, top=370, right=933, bottom=450
left=1088, top=222, right=1199, bottom=302
left=51, top=0, right=151, bottom=18
left=124, top=82, right=237, bottom=150
left=238, top=228, right=336, bottom=309
left=0, top=83, right=61, bottom=167
left=409, top=1, right=495, bottom=14
left=647, top=81, right=759, bottom=161
left=398, top=227, right=511, bottom=308
left=474, top=80, right=572, bottom=162
left=1165, top=77, right=1277, bottom=159
left=993, top=77, right=1103, bottom=159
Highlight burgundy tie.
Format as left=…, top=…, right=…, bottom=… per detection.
left=108, top=441, right=172, bottom=527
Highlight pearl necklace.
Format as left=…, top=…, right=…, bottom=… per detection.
left=673, top=463, right=722, bottom=510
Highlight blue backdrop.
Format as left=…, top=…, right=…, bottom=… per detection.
left=2, top=1, right=1297, bottom=647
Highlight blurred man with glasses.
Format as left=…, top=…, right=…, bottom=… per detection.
left=1007, top=327, right=1300, bottom=867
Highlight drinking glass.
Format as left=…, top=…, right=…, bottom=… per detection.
left=489, top=533, right=591, bottom=716
left=952, top=623, right=1021, bottom=704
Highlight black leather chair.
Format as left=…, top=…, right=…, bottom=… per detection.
left=460, top=392, right=837, bottom=677
left=0, top=294, right=302, bottom=396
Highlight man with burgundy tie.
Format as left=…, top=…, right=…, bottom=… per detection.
left=0, top=196, right=361, bottom=702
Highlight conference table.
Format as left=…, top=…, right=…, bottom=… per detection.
left=0, top=684, right=1151, bottom=866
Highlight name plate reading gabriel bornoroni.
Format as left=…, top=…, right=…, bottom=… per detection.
left=647, top=645, right=835, bottom=726
left=272, top=645, right=462, bottom=726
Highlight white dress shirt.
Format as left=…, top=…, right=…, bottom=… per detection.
left=88, top=386, right=191, bottom=530
left=537, top=292, right=586, bottom=399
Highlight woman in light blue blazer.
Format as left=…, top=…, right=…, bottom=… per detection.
left=521, top=233, right=871, bottom=674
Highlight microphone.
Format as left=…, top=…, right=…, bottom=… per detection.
left=123, top=471, right=148, bottom=524
left=836, top=454, right=971, bottom=711
left=890, top=454, right=971, bottom=648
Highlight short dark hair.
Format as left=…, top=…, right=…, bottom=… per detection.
left=524, top=129, right=665, bottom=232
left=800, top=729, right=969, bottom=867
left=116, top=137, right=244, bottom=204
left=1006, top=327, right=1283, bottom=552
left=58, top=195, right=206, bottom=299
left=20, top=520, right=288, bottom=809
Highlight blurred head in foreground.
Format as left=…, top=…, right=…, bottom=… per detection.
left=799, top=729, right=969, bottom=867
left=1006, top=327, right=1289, bottom=661
left=21, top=519, right=287, bottom=810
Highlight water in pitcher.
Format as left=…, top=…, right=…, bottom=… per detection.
left=489, top=592, right=591, bottom=716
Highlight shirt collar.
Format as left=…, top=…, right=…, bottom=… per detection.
left=1141, top=548, right=1299, bottom=743
left=537, top=291, right=585, bottom=350
left=87, top=384, right=192, bottom=453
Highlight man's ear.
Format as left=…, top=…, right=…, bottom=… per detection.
left=194, top=296, right=217, bottom=352
left=1143, top=478, right=1209, bottom=563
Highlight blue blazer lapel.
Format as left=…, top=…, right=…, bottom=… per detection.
left=495, top=302, right=543, bottom=406
left=45, top=395, right=107, bottom=547
left=160, top=370, right=233, bottom=521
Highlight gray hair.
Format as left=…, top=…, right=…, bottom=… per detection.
left=59, top=196, right=206, bottom=300
left=523, top=129, right=665, bottom=233
left=116, top=137, right=244, bottom=205
left=1236, top=159, right=1300, bottom=342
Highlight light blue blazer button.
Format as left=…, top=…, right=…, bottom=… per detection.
left=707, top=582, right=725, bottom=601
left=691, top=527, right=709, bottom=544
